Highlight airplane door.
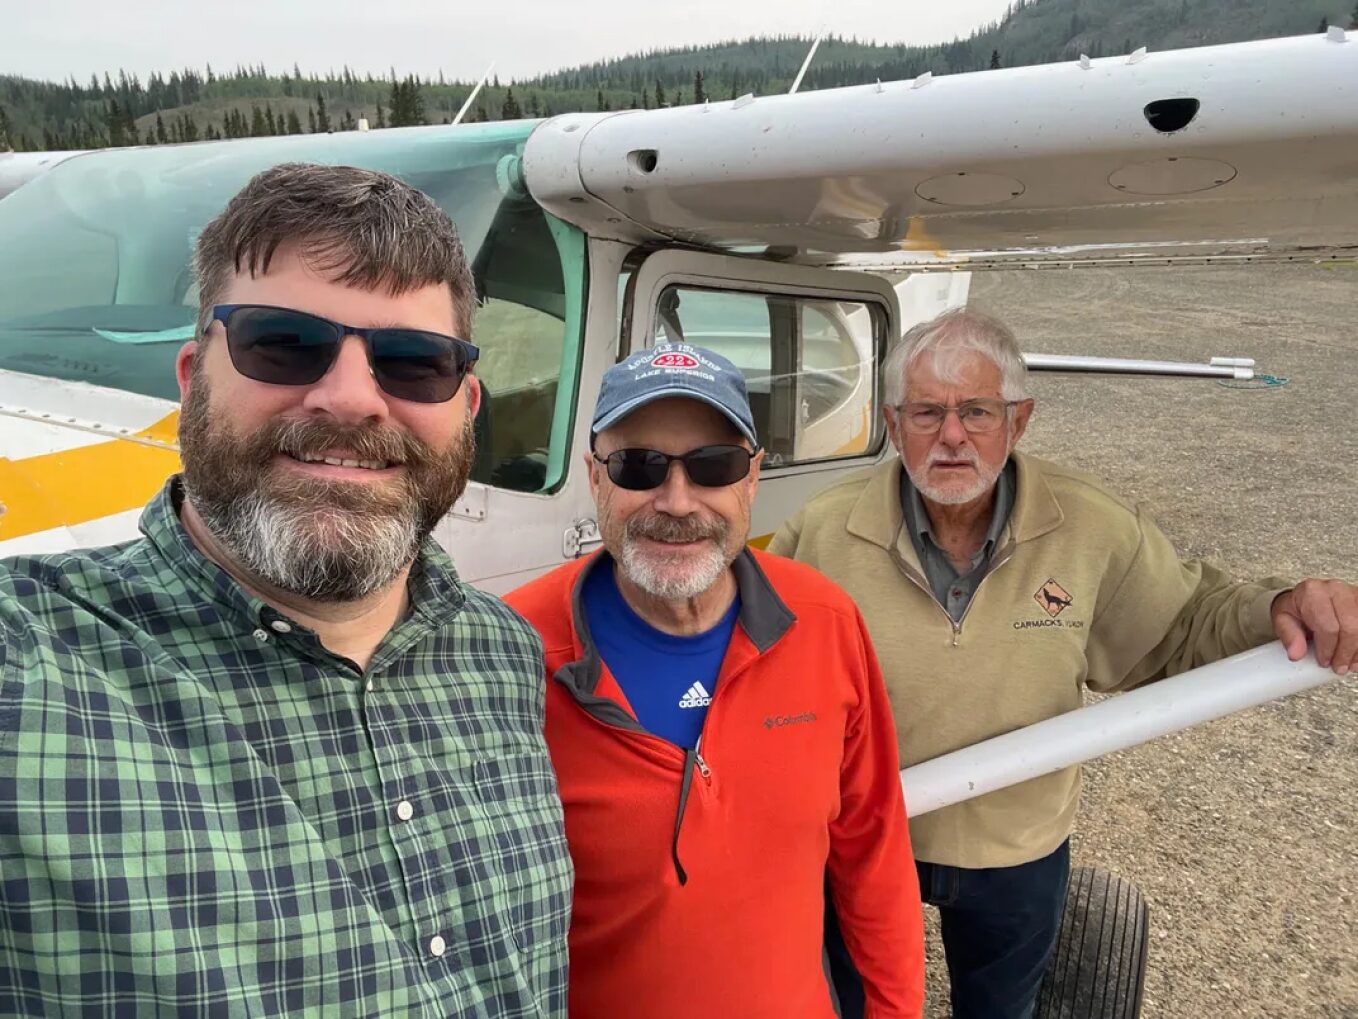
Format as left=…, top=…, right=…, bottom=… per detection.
left=623, top=251, right=902, bottom=544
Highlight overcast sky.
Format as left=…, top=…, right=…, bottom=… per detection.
left=8, top=0, right=1015, bottom=85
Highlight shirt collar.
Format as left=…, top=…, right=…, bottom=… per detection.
left=138, top=476, right=466, bottom=635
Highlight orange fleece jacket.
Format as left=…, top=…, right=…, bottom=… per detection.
left=505, top=548, right=925, bottom=1019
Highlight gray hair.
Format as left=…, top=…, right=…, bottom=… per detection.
left=884, top=308, right=1028, bottom=406
left=193, top=162, right=476, bottom=337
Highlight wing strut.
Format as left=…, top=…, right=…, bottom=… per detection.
left=1023, top=353, right=1255, bottom=380
left=453, top=62, right=496, bottom=126
left=788, top=32, right=825, bottom=94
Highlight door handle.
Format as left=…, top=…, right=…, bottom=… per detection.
left=563, top=518, right=604, bottom=558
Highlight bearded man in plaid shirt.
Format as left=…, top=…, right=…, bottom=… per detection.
left=0, top=164, right=571, bottom=1017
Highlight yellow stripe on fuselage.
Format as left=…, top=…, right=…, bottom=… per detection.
left=0, top=413, right=182, bottom=540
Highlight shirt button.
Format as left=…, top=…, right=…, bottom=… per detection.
left=396, top=800, right=415, bottom=822
left=428, top=934, right=446, bottom=958
left=252, top=629, right=269, bottom=643
left=269, top=619, right=293, bottom=634
left=365, top=680, right=375, bottom=694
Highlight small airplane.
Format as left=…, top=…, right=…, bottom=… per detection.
left=1, top=28, right=1354, bottom=1017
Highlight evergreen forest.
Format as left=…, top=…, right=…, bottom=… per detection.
left=1, top=0, right=1353, bottom=152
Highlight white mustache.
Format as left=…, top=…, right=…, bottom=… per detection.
left=927, top=447, right=980, bottom=467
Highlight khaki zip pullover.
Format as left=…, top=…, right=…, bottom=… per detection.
left=770, top=453, right=1288, bottom=868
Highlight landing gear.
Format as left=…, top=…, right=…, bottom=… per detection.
left=1035, top=867, right=1149, bottom=1019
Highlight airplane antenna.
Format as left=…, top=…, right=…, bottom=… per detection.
left=453, top=62, right=496, bottom=125
left=789, top=31, right=825, bottom=94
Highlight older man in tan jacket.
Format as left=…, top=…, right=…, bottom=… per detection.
left=769, top=308, right=1358, bottom=1019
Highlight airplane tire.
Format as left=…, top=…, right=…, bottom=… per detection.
left=1034, top=866, right=1149, bottom=1019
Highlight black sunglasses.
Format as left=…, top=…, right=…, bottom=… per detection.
left=211, top=304, right=479, bottom=404
left=593, top=444, right=757, bottom=491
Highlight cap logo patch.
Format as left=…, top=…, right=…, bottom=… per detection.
left=651, top=352, right=700, bottom=369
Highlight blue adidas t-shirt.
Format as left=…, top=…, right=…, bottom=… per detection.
left=581, top=563, right=739, bottom=749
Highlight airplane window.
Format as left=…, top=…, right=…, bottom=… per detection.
left=0, top=124, right=586, bottom=495
left=652, top=285, right=885, bottom=466
left=471, top=295, right=571, bottom=492
left=799, top=302, right=874, bottom=457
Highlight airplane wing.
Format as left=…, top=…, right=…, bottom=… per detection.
left=522, top=31, right=1358, bottom=270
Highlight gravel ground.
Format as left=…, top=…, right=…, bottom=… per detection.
left=908, top=264, right=1357, bottom=1018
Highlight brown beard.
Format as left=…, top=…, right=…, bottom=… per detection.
left=177, top=361, right=475, bottom=600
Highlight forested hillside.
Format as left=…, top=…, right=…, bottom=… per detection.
left=1, top=0, right=1352, bottom=152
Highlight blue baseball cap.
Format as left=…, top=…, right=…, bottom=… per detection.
left=591, top=343, right=759, bottom=447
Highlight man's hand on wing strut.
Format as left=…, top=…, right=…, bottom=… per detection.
left=1271, top=579, right=1358, bottom=675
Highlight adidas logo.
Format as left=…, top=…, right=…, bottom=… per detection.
left=678, top=681, right=713, bottom=709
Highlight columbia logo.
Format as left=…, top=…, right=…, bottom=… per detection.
left=764, top=712, right=817, bottom=729
left=678, top=681, right=713, bottom=709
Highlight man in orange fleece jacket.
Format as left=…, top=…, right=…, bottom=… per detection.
left=505, top=342, right=925, bottom=1018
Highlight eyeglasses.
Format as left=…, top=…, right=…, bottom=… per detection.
left=211, top=304, right=479, bottom=404
left=894, top=398, right=1018, bottom=435
left=592, top=444, right=757, bottom=491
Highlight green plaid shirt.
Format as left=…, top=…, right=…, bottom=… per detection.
left=0, top=480, right=571, bottom=1017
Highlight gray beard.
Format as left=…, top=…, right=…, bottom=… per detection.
left=614, top=511, right=737, bottom=601
left=177, top=369, right=476, bottom=604
left=905, top=461, right=1003, bottom=506
left=618, top=536, right=730, bottom=601
left=191, top=484, right=422, bottom=602
left=904, top=444, right=1008, bottom=506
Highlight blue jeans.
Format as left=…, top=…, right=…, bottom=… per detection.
left=826, top=841, right=1070, bottom=1019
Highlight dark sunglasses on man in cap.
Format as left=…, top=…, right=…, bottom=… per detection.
left=211, top=304, right=479, bottom=404
left=592, top=444, right=758, bottom=491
